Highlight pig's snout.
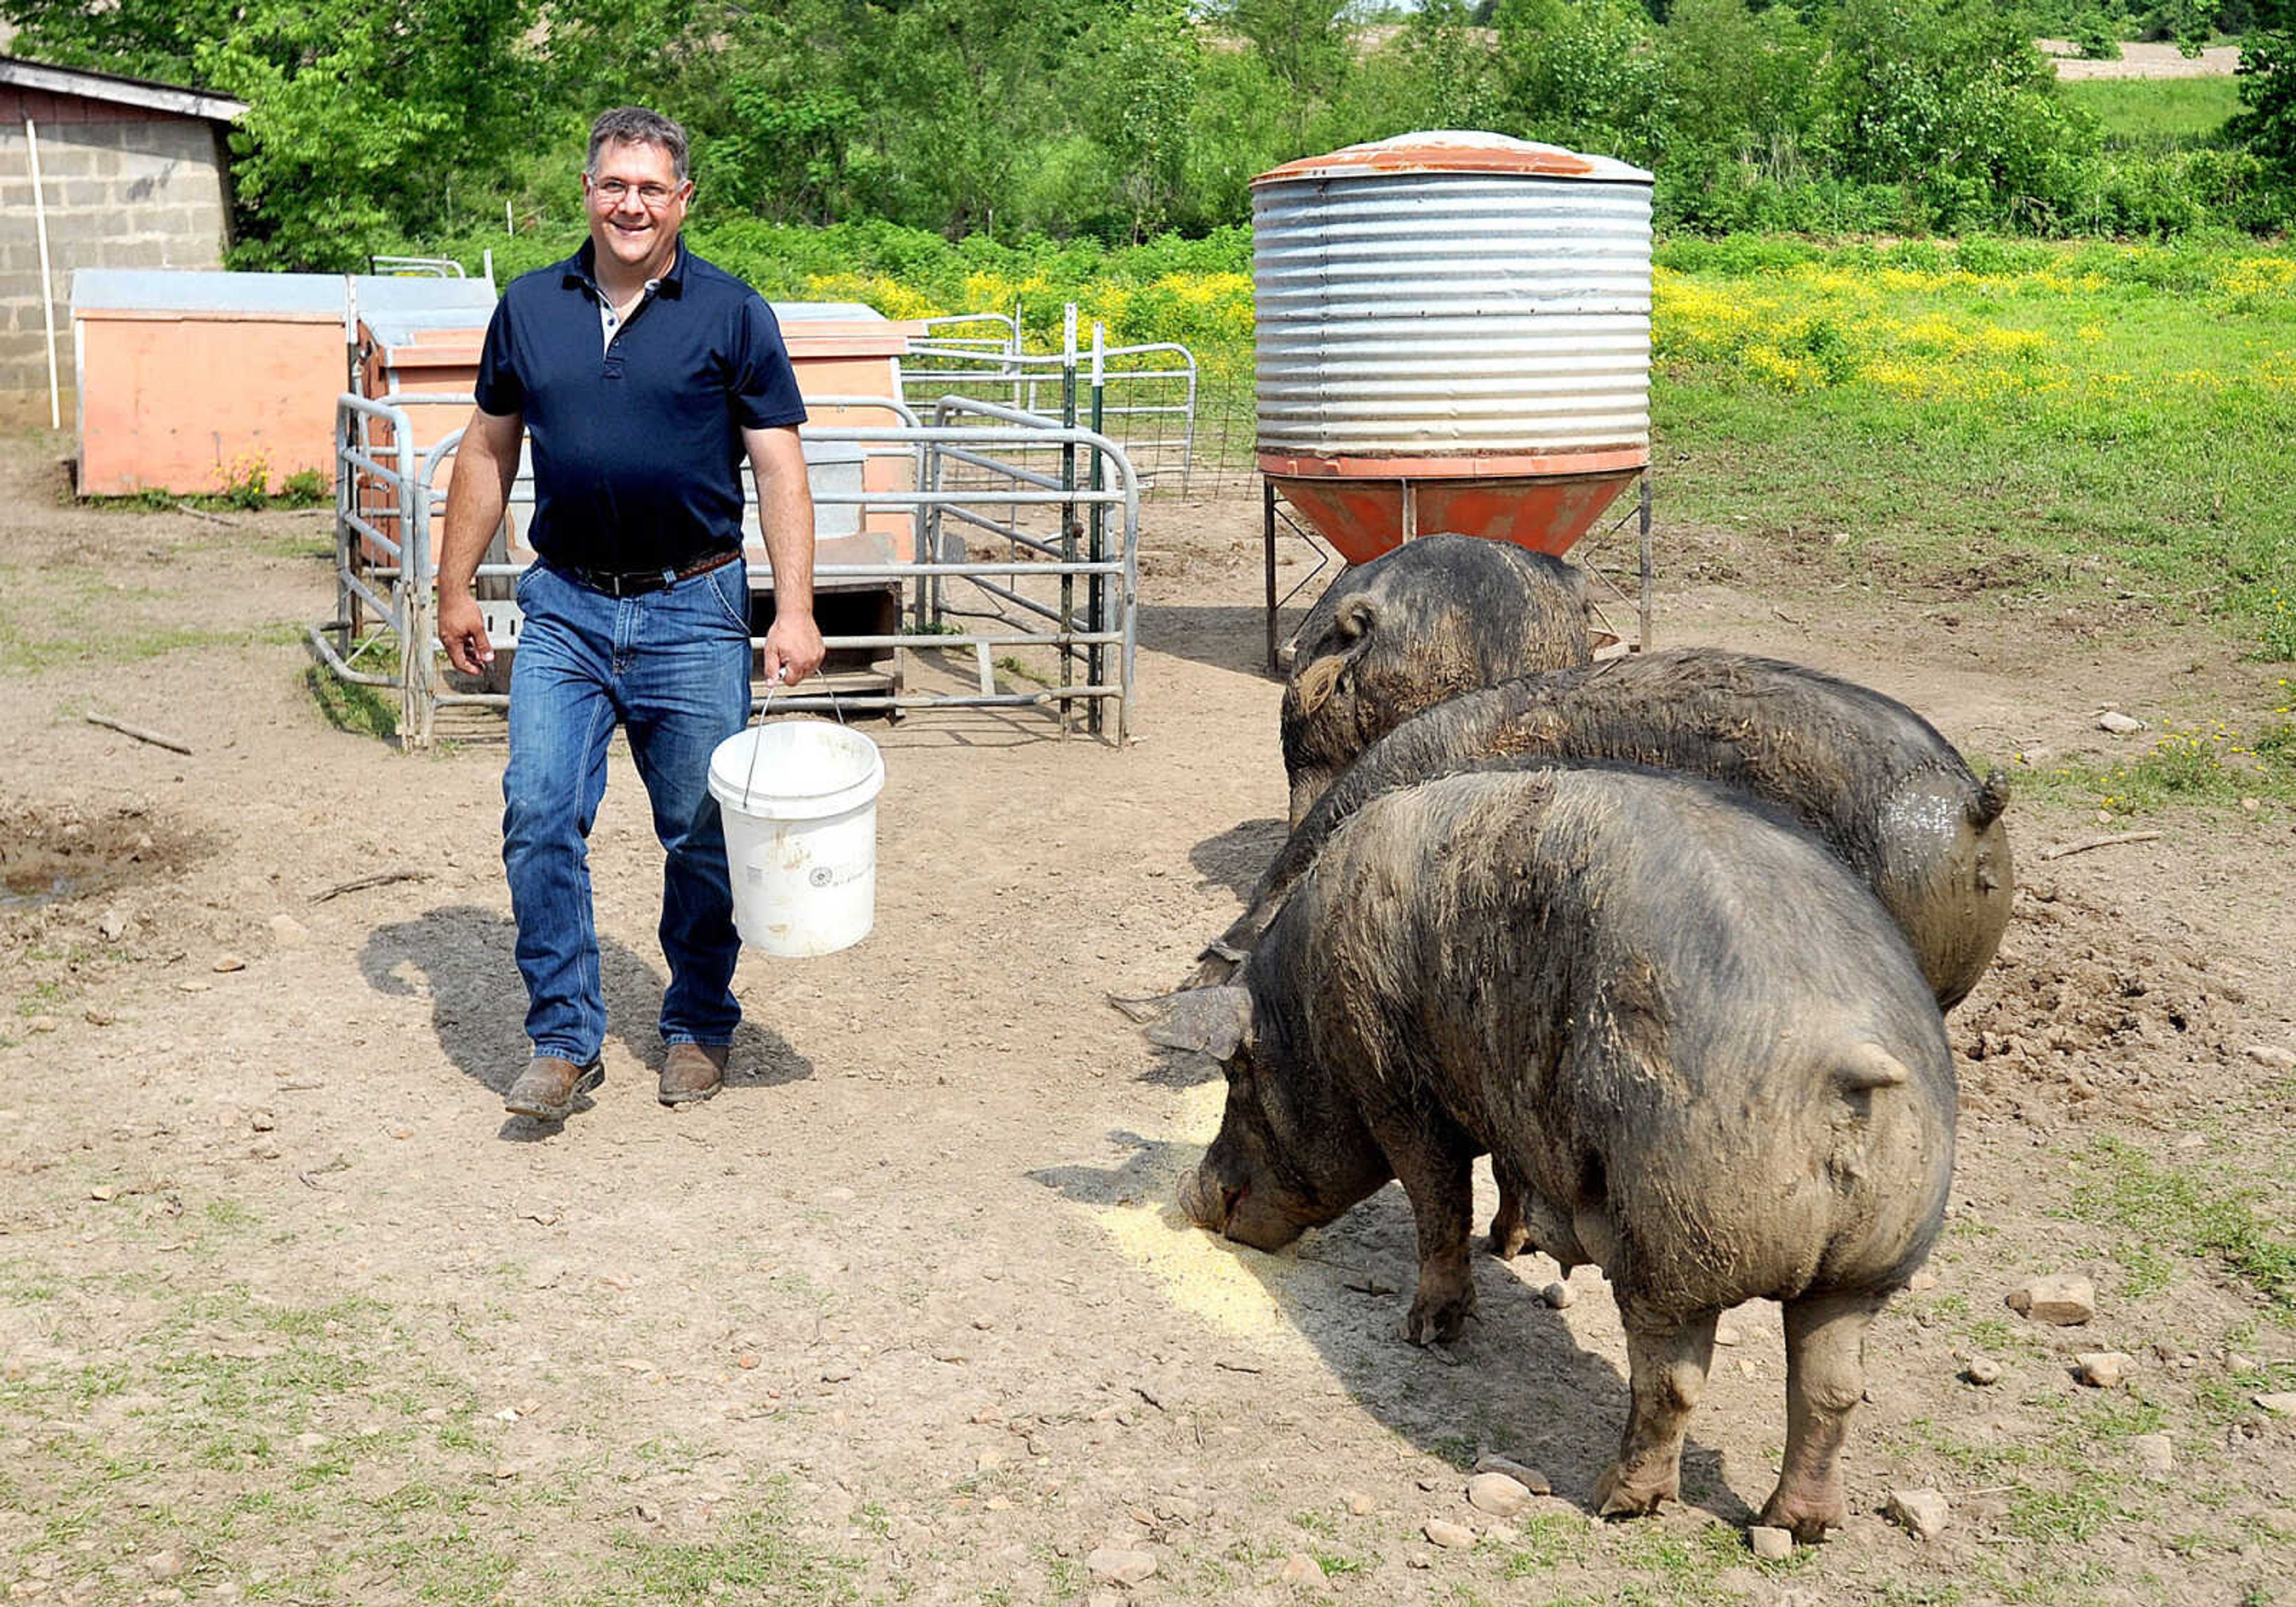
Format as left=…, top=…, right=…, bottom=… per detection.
left=1182, top=1160, right=1310, bottom=1251
left=1178, top=1163, right=1239, bottom=1232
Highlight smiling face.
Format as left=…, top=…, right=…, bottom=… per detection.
left=582, top=136, right=690, bottom=284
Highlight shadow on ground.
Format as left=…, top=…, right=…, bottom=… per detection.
left=1189, top=815, right=1286, bottom=901
left=356, top=903, right=816, bottom=1099
left=1030, top=1132, right=1746, bottom=1529
left=1135, top=602, right=1305, bottom=681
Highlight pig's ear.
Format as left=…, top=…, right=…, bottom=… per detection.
left=1561, top=560, right=1593, bottom=613
left=1135, top=985, right=1253, bottom=1060
left=1290, top=598, right=1378, bottom=718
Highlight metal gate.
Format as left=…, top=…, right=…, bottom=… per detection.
left=312, top=390, right=1141, bottom=749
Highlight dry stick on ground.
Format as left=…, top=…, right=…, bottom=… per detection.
left=173, top=502, right=238, bottom=527
left=309, top=866, right=432, bottom=903
left=83, top=714, right=193, bottom=755
left=2039, top=830, right=2164, bottom=862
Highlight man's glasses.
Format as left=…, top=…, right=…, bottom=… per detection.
left=592, top=179, right=683, bottom=208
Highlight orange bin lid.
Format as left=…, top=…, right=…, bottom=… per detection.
left=1253, top=131, right=1652, bottom=188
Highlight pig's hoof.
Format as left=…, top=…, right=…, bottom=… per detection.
left=1593, top=1463, right=1675, bottom=1519
left=1406, top=1288, right=1476, bottom=1348
left=1757, top=1483, right=1845, bottom=1544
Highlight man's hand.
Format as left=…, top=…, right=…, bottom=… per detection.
left=437, top=405, right=523, bottom=678
left=438, top=589, right=494, bottom=676
left=762, top=609, right=825, bottom=688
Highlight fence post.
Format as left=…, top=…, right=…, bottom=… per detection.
left=400, top=430, right=432, bottom=748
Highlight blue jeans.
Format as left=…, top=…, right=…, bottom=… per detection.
left=502, top=557, right=753, bottom=1064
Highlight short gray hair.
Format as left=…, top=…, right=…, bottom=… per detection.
left=587, top=107, right=690, bottom=181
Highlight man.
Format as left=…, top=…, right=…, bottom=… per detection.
left=437, top=106, right=824, bottom=1123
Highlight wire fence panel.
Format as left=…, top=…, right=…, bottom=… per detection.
left=899, top=319, right=1202, bottom=497
left=319, top=383, right=1143, bottom=750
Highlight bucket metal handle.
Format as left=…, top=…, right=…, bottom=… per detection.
left=737, top=667, right=847, bottom=813
left=738, top=668, right=783, bottom=813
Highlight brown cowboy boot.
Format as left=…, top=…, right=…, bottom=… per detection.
left=504, top=1056, right=604, bottom=1121
left=659, top=1043, right=728, bottom=1107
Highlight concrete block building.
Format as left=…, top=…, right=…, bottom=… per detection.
left=0, top=56, right=245, bottom=426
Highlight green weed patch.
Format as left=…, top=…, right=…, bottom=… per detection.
left=2064, top=1136, right=2296, bottom=1318
left=2011, top=713, right=2296, bottom=817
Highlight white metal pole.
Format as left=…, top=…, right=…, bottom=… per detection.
left=25, top=120, right=62, bottom=431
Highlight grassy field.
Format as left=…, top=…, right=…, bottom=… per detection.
left=2062, top=76, right=2243, bottom=151
left=1648, top=235, right=2296, bottom=650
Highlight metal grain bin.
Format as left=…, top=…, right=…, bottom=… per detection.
left=1252, top=132, right=1653, bottom=563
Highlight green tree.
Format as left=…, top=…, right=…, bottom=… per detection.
left=1075, top=0, right=1203, bottom=239
left=1824, top=0, right=2099, bottom=228
left=1649, top=0, right=1828, bottom=225
left=1221, top=0, right=1354, bottom=149
left=867, top=0, right=1084, bottom=234
left=696, top=3, right=874, bottom=226
left=2231, top=1, right=2296, bottom=184
left=191, top=0, right=538, bottom=268
left=1394, top=0, right=1507, bottom=132
left=1490, top=0, right=1661, bottom=160
left=0, top=0, right=240, bottom=81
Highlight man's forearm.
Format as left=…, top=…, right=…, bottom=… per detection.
left=747, top=426, right=817, bottom=617
left=758, top=472, right=816, bottom=619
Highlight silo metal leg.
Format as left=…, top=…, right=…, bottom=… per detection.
left=1638, top=471, right=1654, bottom=653
left=1263, top=478, right=1279, bottom=674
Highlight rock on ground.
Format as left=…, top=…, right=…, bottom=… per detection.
left=1085, top=1547, right=1157, bottom=1585
left=1466, top=1471, right=1532, bottom=1518
left=1749, top=1525, right=1794, bottom=1561
left=1472, top=1453, right=1552, bottom=1495
left=2007, top=1274, right=2096, bottom=1325
left=1886, top=1488, right=1952, bottom=1541
left=1277, top=1553, right=1324, bottom=1587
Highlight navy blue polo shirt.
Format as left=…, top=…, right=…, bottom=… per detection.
left=474, top=238, right=807, bottom=573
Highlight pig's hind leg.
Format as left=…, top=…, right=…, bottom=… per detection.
left=1760, top=1290, right=1886, bottom=1542
left=1363, top=1107, right=1482, bottom=1346
left=1485, top=1156, right=1531, bottom=1260
left=1593, top=1305, right=1721, bottom=1519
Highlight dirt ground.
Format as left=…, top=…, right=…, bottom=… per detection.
left=2, top=427, right=2293, bottom=1607
left=2041, top=40, right=2242, bottom=80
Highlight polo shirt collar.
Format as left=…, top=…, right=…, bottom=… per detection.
left=564, top=236, right=688, bottom=299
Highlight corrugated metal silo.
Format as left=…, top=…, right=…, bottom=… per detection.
left=1252, top=131, right=1653, bottom=563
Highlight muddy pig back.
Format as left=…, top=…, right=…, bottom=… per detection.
left=1226, top=649, right=2012, bottom=1013
left=1280, top=533, right=1592, bottom=827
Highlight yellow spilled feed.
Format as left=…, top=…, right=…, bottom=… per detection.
left=1088, top=1081, right=1312, bottom=1348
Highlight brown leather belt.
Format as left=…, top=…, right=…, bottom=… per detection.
left=561, top=548, right=740, bottom=598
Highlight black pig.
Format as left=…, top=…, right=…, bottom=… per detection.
left=1153, top=765, right=1955, bottom=1540
left=1210, top=649, right=2011, bottom=1015
left=1282, top=534, right=1592, bottom=827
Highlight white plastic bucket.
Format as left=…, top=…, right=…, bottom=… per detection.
left=707, top=719, right=886, bottom=958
